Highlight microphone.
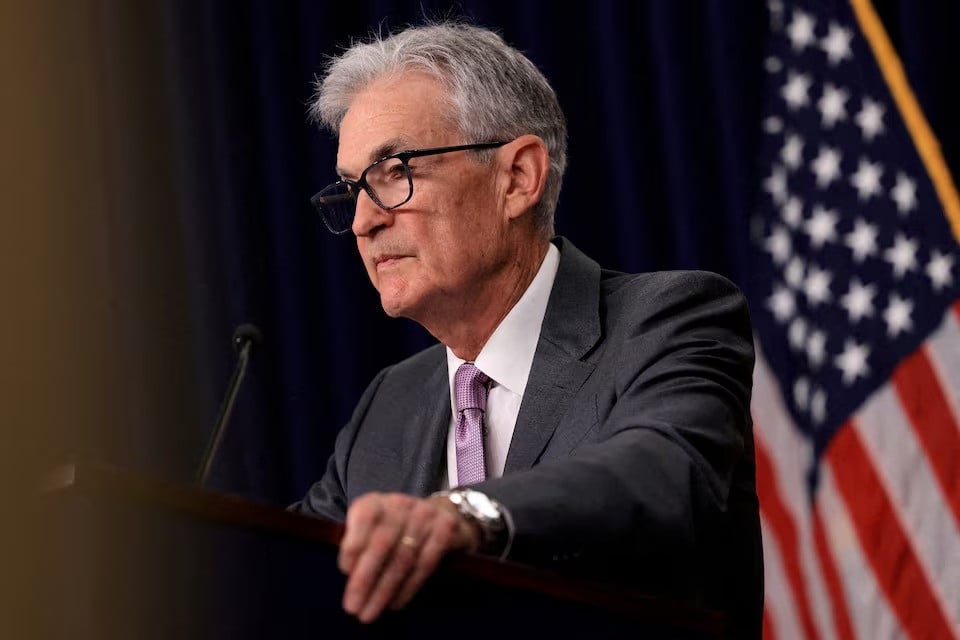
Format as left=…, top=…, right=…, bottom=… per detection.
left=196, top=323, right=263, bottom=485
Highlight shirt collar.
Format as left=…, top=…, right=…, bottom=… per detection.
left=446, top=242, right=561, bottom=397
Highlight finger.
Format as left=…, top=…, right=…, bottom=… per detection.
left=342, top=524, right=400, bottom=616
left=339, top=494, right=384, bottom=574
left=356, top=531, right=421, bottom=623
left=389, top=509, right=462, bottom=610
left=342, top=494, right=417, bottom=617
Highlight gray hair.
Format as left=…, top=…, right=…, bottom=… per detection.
left=309, top=21, right=567, bottom=236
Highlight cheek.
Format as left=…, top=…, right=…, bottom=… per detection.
left=409, top=176, right=499, bottom=276
left=430, top=224, right=496, bottom=285
left=357, top=240, right=380, bottom=287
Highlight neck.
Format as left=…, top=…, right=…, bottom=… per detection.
left=426, top=240, right=550, bottom=361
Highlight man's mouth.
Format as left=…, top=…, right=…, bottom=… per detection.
left=373, top=254, right=410, bottom=268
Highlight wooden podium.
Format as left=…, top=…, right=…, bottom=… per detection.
left=36, top=463, right=727, bottom=639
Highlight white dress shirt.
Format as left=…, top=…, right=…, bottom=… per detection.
left=443, top=243, right=561, bottom=488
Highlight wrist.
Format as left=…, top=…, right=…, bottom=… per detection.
left=431, top=488, right=510, bottom=558
left=428, top=493, right=484, bottom=552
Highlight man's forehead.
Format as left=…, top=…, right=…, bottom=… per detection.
left=335, top=75, right=454, bottom=176
left=335, top=135, right=412, bottom=177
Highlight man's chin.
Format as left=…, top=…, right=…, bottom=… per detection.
left=376, top=279, right=429, bottom=321
left=379, top=301, right=405, bottom=318
left=378, top=293, right=413, bottom=319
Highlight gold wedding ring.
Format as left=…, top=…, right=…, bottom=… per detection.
left=400, top=535, right=418, bottom=548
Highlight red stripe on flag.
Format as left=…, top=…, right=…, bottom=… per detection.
left=892, top=348, right=960, bottom=526
left=755, top=435, right=820, bottom=640
left=763, top=606, right=776, bottom=640
left=827, top=421, right=954, bottom=638
left=811, top=503, right=855, bottom=640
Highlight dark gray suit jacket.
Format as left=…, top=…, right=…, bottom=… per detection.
left=297, top=237, right=761, bottom=636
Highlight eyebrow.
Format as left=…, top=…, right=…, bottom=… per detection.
left=335, top=137, right=411, bottom=179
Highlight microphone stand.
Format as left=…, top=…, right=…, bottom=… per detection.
left=196, top=324, right=262, bottom=485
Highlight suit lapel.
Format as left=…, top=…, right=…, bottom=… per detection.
left=504, top=238, right=602, bottom=472
left=403, top=355, right=450, bottom=496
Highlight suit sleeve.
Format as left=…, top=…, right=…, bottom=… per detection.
left=289, top=366, right=391, bottom=522
left=475, top=272, right=756, bottom=591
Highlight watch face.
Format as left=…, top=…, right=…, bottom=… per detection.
left=464, top=490, right=500, bottom=520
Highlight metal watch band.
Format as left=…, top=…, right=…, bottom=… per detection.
left=434, top=489, right=509, bottom=556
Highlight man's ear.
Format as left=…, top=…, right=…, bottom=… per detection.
left=500, top=135, right=550, bottom=221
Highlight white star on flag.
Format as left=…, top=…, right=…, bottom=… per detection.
left=890, top=172, right=918, bottom=214
left=884, top=233, right=919, bottom=278
left=803, top=265, right=833, bottom=305
left=855, top=97, right=886, bottom=141
left=806, top=328, right=827, bottom=368
left=763, top=116, right=784, bottom=134
left=834, top=338, right=870, bottom=384
left=840, top=278, right=876, bottom=323
left=811, top=145, right=842, bottom=188
left=925, top=250, right=954, bottom=291
left=765, top=226, right=793, bottom=264
left=785, top=256, right=805, bottom=288
left=786, top=10, right=817, bottom=51
left=844, top=217, right=879, bottom=262
left=820, top=22, right=853, bottom=65
left=804, top=204, right=839, bottom=248
left=764, top=165, right=789, bottom=205
left=818, top=83, right=849, bottom=128
left=850, top=157, right=884, bottom=200
left=788, top=316, right=808, bottom=349
left=793, top=376, right=810, bottom=408
left=782, top=71, right=813, bottom=110
left=768, top=285, right=796, bottom=322
left=809, top=387, right=827, bottom=424
left=781, top=133, right=805, bottom=170
left=782, top=195, right=804, bottom=228
left=882, top=293, right=914, bottom=337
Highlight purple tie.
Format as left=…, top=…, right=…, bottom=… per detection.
left=454, top=362, right=490, bottom=486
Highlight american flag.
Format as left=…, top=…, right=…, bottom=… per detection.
left=750, top=0, right=960, bottom=638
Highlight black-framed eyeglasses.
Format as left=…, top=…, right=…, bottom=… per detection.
left=310, top=141, right=508, bottom=235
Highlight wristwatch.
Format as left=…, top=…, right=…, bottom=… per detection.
left=435, top=488, right=509, bottom=556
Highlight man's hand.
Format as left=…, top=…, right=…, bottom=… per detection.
left=339, top=492, right=481, bottom=623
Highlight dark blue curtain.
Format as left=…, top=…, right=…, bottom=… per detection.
left=153, top=1, right=960, bottom=505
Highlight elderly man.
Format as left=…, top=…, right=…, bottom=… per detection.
left=297, top=21, right=761, bottom=636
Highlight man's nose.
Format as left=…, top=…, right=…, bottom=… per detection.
left=351, top=189, right=392, bottom=237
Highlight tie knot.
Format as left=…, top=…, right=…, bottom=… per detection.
left=454, top=362, right=489, bottom=412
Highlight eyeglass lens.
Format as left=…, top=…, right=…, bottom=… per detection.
left=312, top=157, right=412, bottom=234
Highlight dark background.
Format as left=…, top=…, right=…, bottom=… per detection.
left=20, top=0, right=958, bottom=507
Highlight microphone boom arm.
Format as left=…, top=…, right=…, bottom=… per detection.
left=196, top=324, right=261, bottom=485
